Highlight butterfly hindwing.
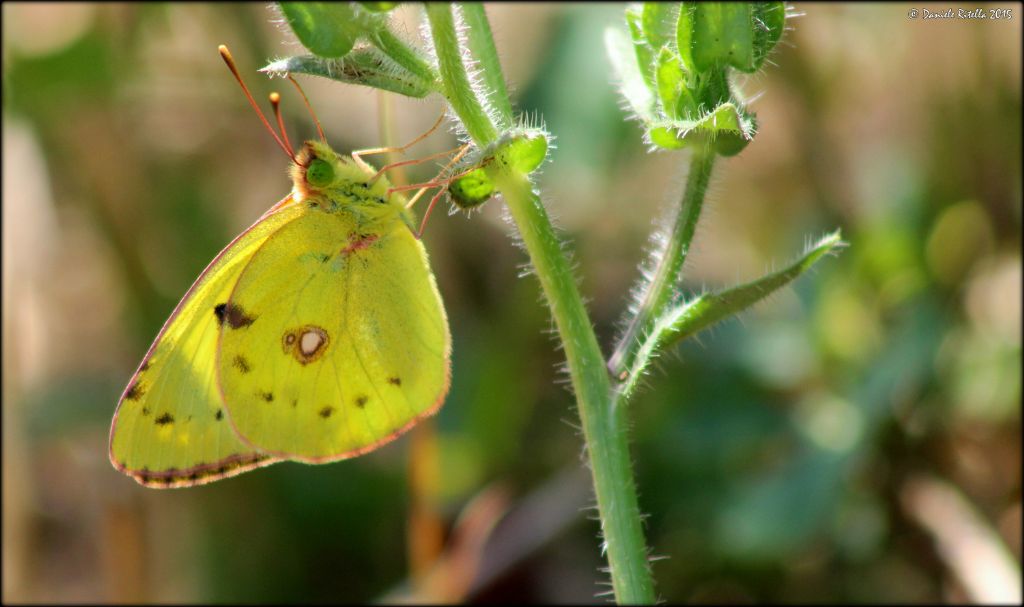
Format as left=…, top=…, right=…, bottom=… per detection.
left=109, top=199, right=305, bottom=487
left=216, top=208, right=451, bottom=461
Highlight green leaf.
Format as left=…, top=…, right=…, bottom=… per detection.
left=641, top=2, right=677, bottom=51
left=617, top=231, right=845, bottom=403
left=676, top=2, right=696, bottom=73
left=261, top=51, right=435, bottom=98
left=605, top=26, right=656, bottom=122
left=675, top=88, right=699, bottom=121
left=680, top=2, right=786, bottom=73
left=647, top=101, right=756, bottom=155
left=713, top=132, right=754, bottom=156
left=751, top=2, right=786, bottom=72
left=279, top=2, right=381, bottom=58
left=625, top=7, right=655, bottom=90
left=655, top=47, right=684, bottom=120
left=692, top=2, right=752, bottom=72
left=648, top=126, right=687, bottom=149
left=653, top=47, right=697, bottom=120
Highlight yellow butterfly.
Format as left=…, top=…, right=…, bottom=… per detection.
left=109, top=46, right=451, bottom=488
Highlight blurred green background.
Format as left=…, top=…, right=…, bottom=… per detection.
left=2, top=2, right=1021, bottom=603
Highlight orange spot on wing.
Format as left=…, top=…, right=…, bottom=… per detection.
left=340, top=234, right=379, bottom=256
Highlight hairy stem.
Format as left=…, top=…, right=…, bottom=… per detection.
left=371, top=27, right=440, bottom=89
left=425, top=4, right=499, bottom=144
left=458, top=3, right=513, bottom=127
left=424, top=3, right=656, bottom=602
left=609, top=148, right=715, bottom=381
left=489, top=169, right=656, bottom=604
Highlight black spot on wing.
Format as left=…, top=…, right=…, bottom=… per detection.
left=387, top=377, right=401, bottom=386
left=125, top=380, right=145, bottom=401
left=155, top=412, right=174, bottom=426
left=319, top=406, right=335, bottom=419
left=233, top=355, right=252, bottom=374
left=260, top=391, right=274, bottom=403
left=355, top=395, right=368, bottom=408
left=215, top=409, right=223, bottom=421
left=132, top=453, right=274, bottom=487
left=215, top=302, right=256, bottom=329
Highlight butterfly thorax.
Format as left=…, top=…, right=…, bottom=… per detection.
left=290, top=140, right=414, bottom=233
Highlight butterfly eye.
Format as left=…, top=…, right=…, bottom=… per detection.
left=306, top=158, right=334, bottom=187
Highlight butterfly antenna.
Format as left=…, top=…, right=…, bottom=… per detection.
left=287, top=75, right=326, bottom=143
left=268, top=92, right=295, bottom=157
left=218, top=45, right=296, bottom=162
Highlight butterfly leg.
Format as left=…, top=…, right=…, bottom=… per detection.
left=385, top=164, right=480, bottom=239
left=396, top=143, right=473, bottom=209
left=351, top=111, right=447, bottom=172
left=367, top=144, right=470, bottom=185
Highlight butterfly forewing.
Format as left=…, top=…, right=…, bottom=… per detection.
left=216, top=209, right=451, bottom=461
left=109, top=200, right=305, bottom=487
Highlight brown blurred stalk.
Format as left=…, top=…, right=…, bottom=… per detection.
left=407, top=418, right=445, bottom=589
left=902, top=474, right=1022, bottom=603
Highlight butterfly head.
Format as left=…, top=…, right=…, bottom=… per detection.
left=292, top=141, right=391, bottom=197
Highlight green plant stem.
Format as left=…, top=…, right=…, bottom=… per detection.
left=489, top=169, right=656, bottom=604
left=458, top=3, right=513, bottom=127
left=608, top=148, right=715, bottom=380
left=425, top=4, right=656, bottom=601
left=425, top=3, right=499, bottom=144
left=371, top=27, right=440, bottom=89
